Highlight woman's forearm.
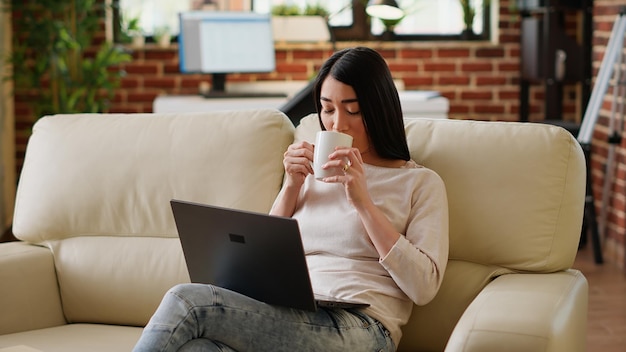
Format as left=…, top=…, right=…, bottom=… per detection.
left=355, top=200, right=401, bottom=258
left=270, top=183, right=301, bottom=217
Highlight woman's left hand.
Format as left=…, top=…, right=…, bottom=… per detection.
left=322, top=147, right=371, bottom=207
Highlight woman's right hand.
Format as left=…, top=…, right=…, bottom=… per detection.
left=283, top=141, right=314, bottom=188
left=271, top=141, right=314, bottom=217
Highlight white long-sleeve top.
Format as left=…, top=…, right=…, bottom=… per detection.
left=291, top=160, right=449, bottom=346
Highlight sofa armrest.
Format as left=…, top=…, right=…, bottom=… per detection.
left=445, top=270, right=587, bottom=352
left=0, top=242, right=66, bottom=334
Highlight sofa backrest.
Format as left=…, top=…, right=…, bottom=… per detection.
left=296, top=114, right=585, bottom=271
left=13, top=109, right=295, bottom=326
left=295, top=114, right=586, bottom=350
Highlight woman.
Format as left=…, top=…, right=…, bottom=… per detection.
left=133, top=47, right=448, bottom=352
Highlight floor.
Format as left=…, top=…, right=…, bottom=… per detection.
left=573, top=245, right=626, bottom=351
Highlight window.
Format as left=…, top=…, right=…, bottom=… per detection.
left=251, top=0, right=353, bottom=27
left=112, top=0, right=249, bottom=41
left=252, top=0, right=491, bottom=40
left=115, top=0, right=193, bottom=38
left=112, top=0, right=491, bottom=43
left=372, top=0, right=488, bottom=36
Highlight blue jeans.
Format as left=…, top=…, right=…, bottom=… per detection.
left=133, top=283, right=395, bottom=352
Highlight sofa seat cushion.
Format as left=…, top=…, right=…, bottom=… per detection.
left=0, top=324, right=142, bottom=352
left=48, top=236, right=189, bottom=326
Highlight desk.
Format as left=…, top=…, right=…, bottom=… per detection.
left=153, top=89, right=449, bottom=119
left=154, top=96, right=289, bottom=114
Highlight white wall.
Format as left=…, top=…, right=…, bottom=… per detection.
left=0, top=11, right=16, bottom=232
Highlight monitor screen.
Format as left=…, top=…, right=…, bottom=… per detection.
left=178, top=11, right=276, bottom=95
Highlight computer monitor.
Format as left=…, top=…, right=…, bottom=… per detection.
left=178, top=11, right=281, bottom=98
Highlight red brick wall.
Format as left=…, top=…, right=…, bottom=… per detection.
left=588, top=1, right=626, bottom=269
left=110, top=40, right=530, bottom=118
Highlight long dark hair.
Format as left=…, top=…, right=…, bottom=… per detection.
left=313, top=47, right=410, bottom=161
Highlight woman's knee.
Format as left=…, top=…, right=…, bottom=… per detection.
left=178, top=338, right=218, bottom=352
left=167, top=283, right=199, bottom=296
left=164, top=283, right=218, bottom=307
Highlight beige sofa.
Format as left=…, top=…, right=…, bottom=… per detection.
left=0, top=109, right=588, bottom=351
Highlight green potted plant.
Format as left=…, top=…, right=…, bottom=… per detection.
left=2, top=0, right=132, bottom=119
left=271, top=3, right=331, bottom=42
left=302, top=4, right=329, bottom=17
left=460, top=0, right=475, bottom=33
left=459, top=0, right=489, bottom=39
left=120, top=15, right=145, bottom=47
left=153, top=25, right=171, bottom=48
left=271, top=4, right=302, bottom=16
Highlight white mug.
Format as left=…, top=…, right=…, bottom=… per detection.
left=313, top=131, right=353, bottom=180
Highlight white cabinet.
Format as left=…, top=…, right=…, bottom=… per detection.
left=153, top=82, right=449, bottom=120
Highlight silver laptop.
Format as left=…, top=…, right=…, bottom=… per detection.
left=170, top=199, right=369, bottom=312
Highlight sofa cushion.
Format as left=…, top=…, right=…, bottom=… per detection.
left=49, top=237, right=188, bottom=326
left=403, top=118, right=585, bottom=272
left=14, top=109, right=294, bottom=243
